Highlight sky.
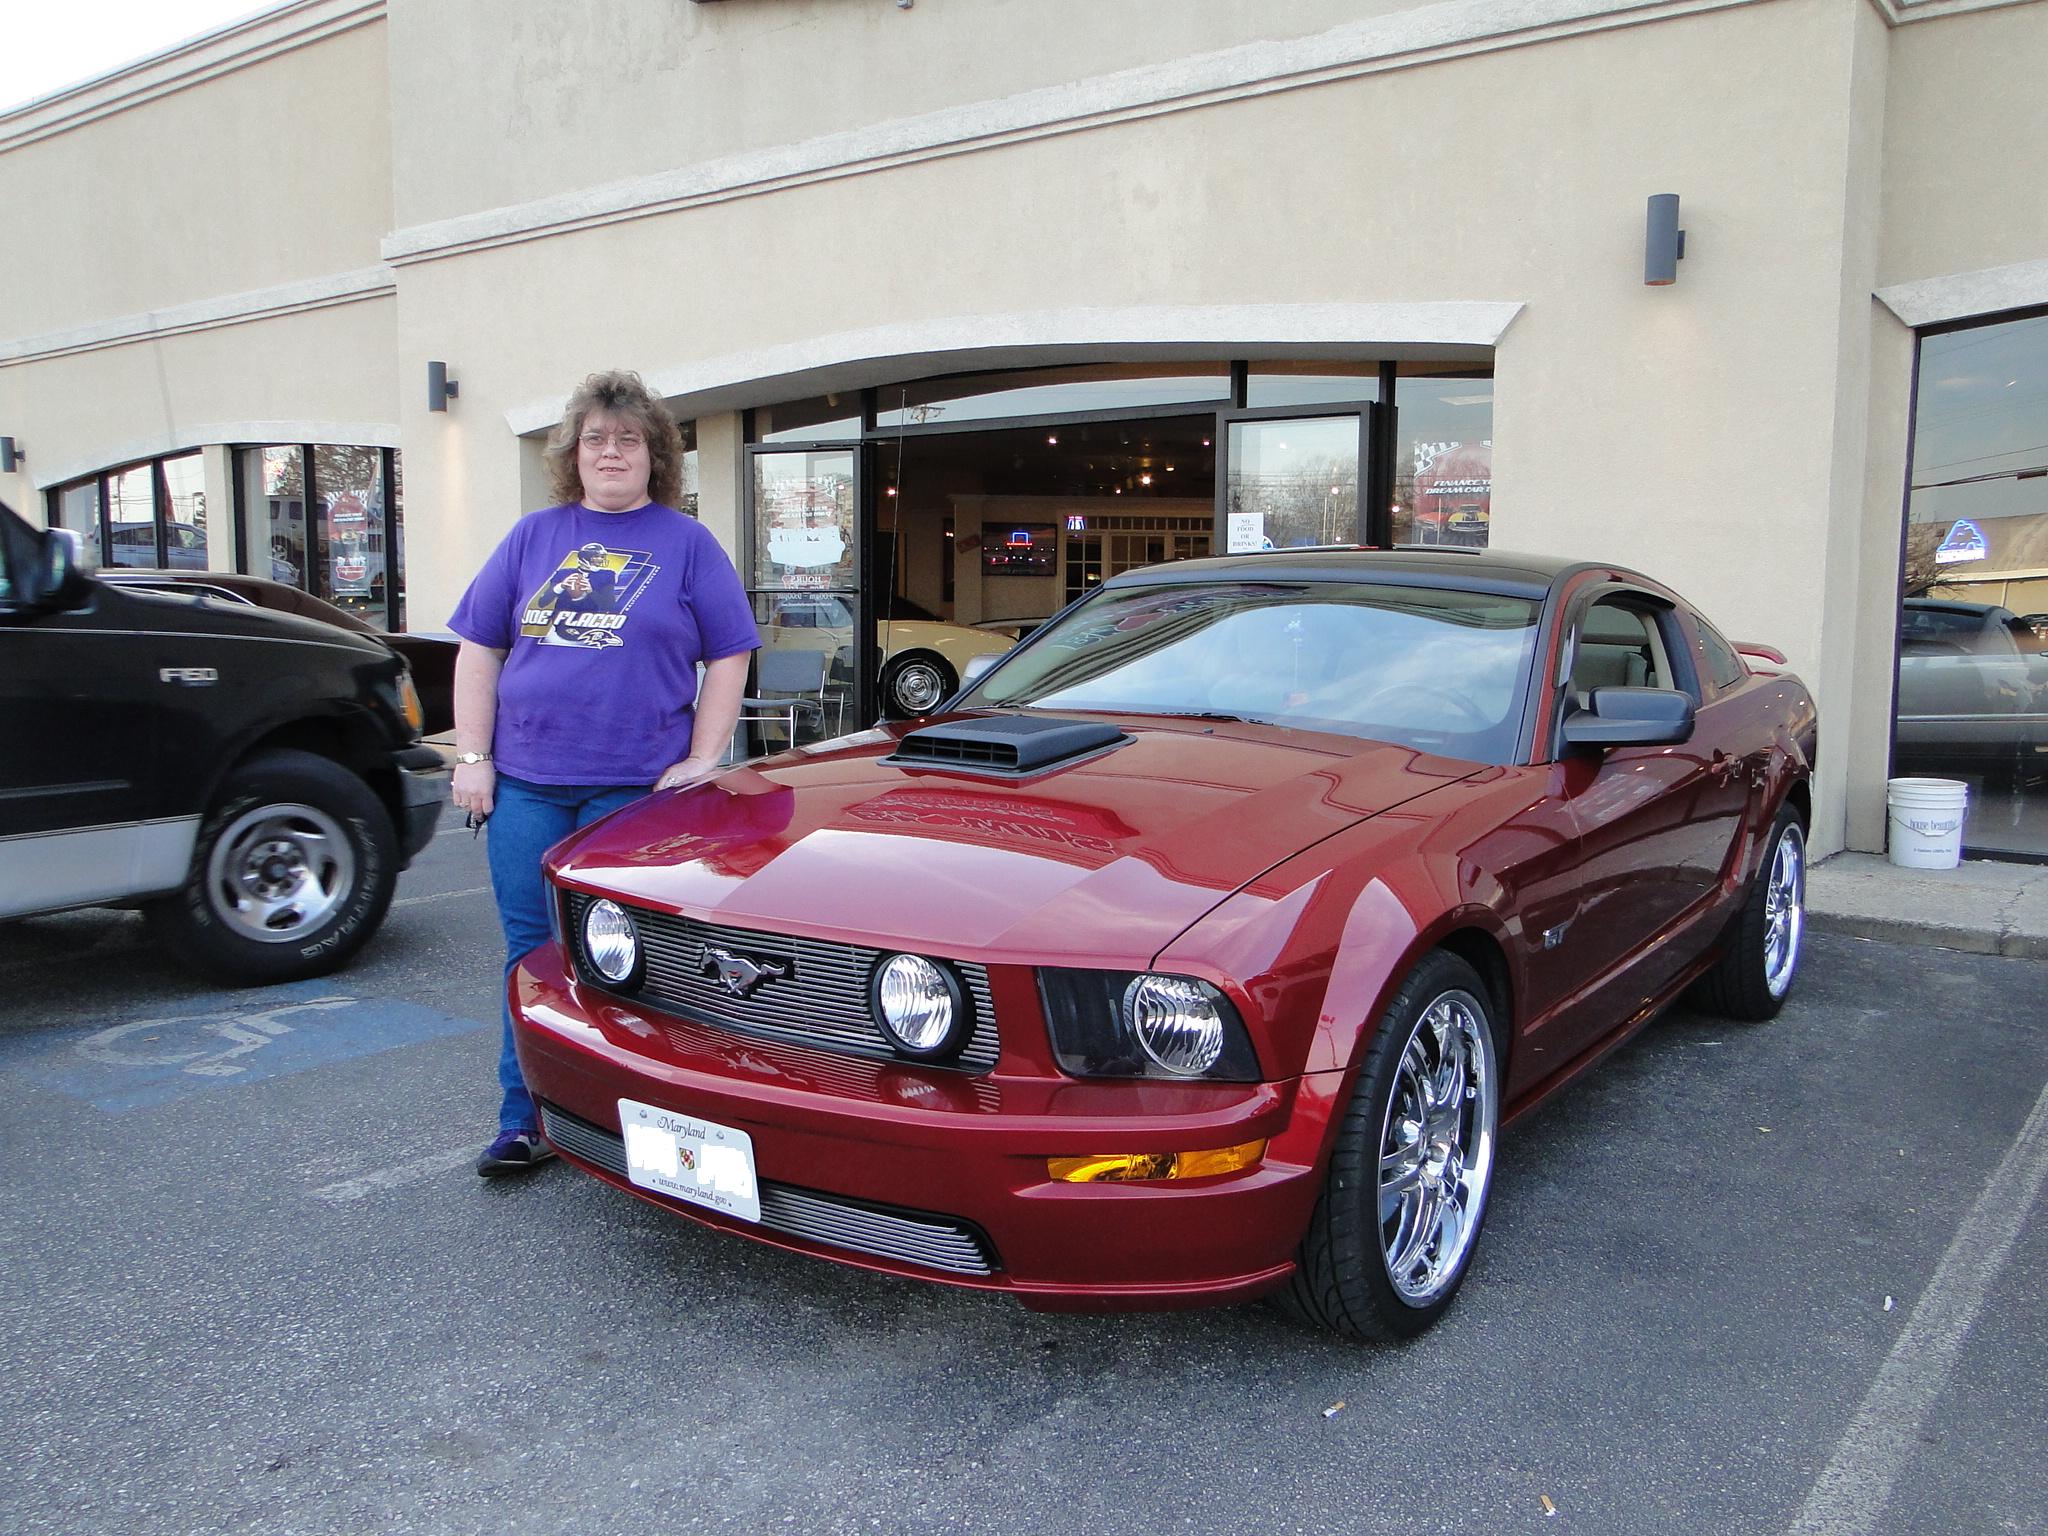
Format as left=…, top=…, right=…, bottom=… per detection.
left=5, top=2, right=268, bottom=114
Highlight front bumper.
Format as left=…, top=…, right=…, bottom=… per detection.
left=510, top=945, right=1344, bottom=1310
left=392, top=744, right=448, bottom=865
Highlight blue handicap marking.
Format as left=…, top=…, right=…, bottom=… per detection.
left=7, top=979, right=484, bottom=1113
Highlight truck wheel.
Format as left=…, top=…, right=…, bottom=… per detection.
left=147, top=749, right=398, bottom=986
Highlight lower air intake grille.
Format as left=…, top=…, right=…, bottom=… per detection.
left=538, top=1100, right=1000, bottom=1278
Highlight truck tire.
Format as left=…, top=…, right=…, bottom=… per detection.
left=147, top=748, right=398, bottom=985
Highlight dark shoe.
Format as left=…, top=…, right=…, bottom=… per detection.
left=476, top=1129, right=557, bottom=1176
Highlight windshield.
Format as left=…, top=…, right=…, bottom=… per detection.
left=957, top=579, right=1542, bottom=763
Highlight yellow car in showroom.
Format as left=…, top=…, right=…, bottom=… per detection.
left=762, top=592, right=1020, bottom=718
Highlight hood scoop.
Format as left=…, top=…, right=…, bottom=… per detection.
left=886, top=715, right=1129, bottom=776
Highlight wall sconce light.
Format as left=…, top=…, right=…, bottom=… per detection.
left=427, top=360, right=460, bottom=412
left=1645, top=194, right=1686, bottom=285
left=0, top=437, right=20, bottom=472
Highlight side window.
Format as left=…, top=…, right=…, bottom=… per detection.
left=1568, top=599, right=1669, bottom=705
left=1697, top=621, right=1745, bottom=691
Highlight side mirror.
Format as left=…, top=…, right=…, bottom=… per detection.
left=1, top=504, right=89, bottom=614
left=41, top=527, right=84, bottom=602
left=1562, top=686, right=1695, bottom=748
left=961, top=652, right=1003, bottom=688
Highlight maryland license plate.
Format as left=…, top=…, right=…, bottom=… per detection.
left=618, top=1098, right=761, bottom=1224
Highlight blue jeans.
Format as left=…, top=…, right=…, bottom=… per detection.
left=487, top=774, right=647, bottom=1133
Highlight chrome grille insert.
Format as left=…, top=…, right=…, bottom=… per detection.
left=563, top=893, right=998, bottom=1071
left=537, top=1100, right=1000, bottom=1278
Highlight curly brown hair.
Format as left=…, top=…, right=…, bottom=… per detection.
left=542, top=370, right=686, bottom=508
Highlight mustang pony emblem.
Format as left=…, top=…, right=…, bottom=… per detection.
left=701, top=945, right=791, bottom=997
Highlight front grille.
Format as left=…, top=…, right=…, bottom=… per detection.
left=538, top=1100, right=1000, bottom=1278
left=564, top=893, right=999, bottom=1072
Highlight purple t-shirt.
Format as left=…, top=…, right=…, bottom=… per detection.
left=448, top=502, right=759, bottom=785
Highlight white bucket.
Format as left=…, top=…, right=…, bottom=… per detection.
left=1886, top=777, right=1969, bottom=869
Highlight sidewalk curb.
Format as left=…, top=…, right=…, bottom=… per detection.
left=1807, top=911, right=2048, bottom=961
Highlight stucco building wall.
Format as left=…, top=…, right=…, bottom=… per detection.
left=5, top=0, right=2048, bottom=859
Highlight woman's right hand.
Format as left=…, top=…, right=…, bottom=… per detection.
left=452, top=759, right=497, bottom=818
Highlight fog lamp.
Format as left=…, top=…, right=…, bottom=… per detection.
left=871, top=953, right=968, bottom=1059
left=1047, top=1139, right=1268, bottom=1183
left=582, top=899, right=640, bottom=984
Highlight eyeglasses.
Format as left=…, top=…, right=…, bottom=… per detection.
left=579, top=429, right=646, bottom=452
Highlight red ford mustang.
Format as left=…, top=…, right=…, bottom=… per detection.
left=512, top=548, right=1817, bottom=1341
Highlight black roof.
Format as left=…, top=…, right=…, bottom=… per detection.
left=1102, top=545, right=1599, bottom=601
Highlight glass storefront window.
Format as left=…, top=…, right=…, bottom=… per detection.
left=750, top=449, right=858, bottom=590
left=874, top=363, right=1231, bottom=429
left=105, top=464, right=159, bottom=567
left=1899, top=311, right=2048, bottom=858
left=251, top=446, right=308, bottom=587
left=757, top=394, right=861, bottom=443
left=1225, top=416, right=1360, bottom=550
left=160, top=453, right=206, bottom=569
left=1246, top=362, right=1381, bottom=409
left=1393, top=371, right=1493, bottom=548
left=315, top=444, right=389, bottom=627
left=55, top=481, right=103, bottom=569
left=679, top=419, right=700, bottom=517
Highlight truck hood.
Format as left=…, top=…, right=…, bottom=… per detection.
left=550, top=716, right=1474, bottom=965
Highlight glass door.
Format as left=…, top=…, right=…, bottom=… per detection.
left=1216, top=406, right=1382, bottom=553
left=746, top=445, right=871, bottom=750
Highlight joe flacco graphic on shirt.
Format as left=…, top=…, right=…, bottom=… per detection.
left=519, top=541, right=659, bottom=648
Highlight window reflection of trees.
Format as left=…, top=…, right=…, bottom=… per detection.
left=975, top=581, right=1539, bottom=761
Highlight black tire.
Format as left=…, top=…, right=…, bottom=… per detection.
left=1689, top=804, right=1807, bottom=1022
left=146, top=748, right=398, bottom=986
left=1277, top=951, right=1502, bottom=1342
left=880, top=651, right=957, bottom=718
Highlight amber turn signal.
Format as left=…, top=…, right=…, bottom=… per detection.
left=399, top=674, right=425, bottom=733
left=1047, top=1139, right=1267, bottom=1183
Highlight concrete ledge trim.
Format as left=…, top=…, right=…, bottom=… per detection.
left=1874, top=257, right=2048, bottom=328
left=0, top=2, right=385, bottom=152
left=1, top=268, right=396, bottom=368
left=1876, top=0, right=2046, bottom=24
left=503, top=302, right=1523, bottom=436
left=385, top=0, right=1765, bottom=267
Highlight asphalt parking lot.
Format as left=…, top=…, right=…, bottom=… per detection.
left=2, top=813, right=2042, bottom=1536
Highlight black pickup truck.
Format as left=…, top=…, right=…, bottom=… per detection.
left=0, top=499, right=446, bottom=983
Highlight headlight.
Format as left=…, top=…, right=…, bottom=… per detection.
left=1124, top=975, right=1225, bottom=1075
left=870, top=953, right=970, bottom=1060
left=1039, top=969, right=1260, bottom=1081
left=582, top=899, right=641, bottom=985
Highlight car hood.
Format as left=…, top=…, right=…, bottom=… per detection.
left=93, top=580, right=392, bottom=658
left=550, top=716, right=1476, bottom=966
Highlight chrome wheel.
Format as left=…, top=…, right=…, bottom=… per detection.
left=1379, top=988, right=1498, bottom=1305
left=203, top=801, right=355, bottom=944
left=884, top=655, right=952, bottom=716
left=1763, top=820, right=1805, bottom=999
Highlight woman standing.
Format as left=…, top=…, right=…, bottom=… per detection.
left=448, top=371, right=758, bottom=1174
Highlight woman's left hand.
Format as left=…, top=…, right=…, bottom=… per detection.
left=654, top=755, right=721, bottom=792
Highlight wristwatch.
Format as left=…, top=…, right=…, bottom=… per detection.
left=455, top=750, right=492, bottom=765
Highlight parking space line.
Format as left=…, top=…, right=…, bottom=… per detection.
left=391, top=884, right=489, bottom=909
left=1787, top=1074, right=2048, bottom=1536
left=312, top=1146, right=479, bottom=1201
